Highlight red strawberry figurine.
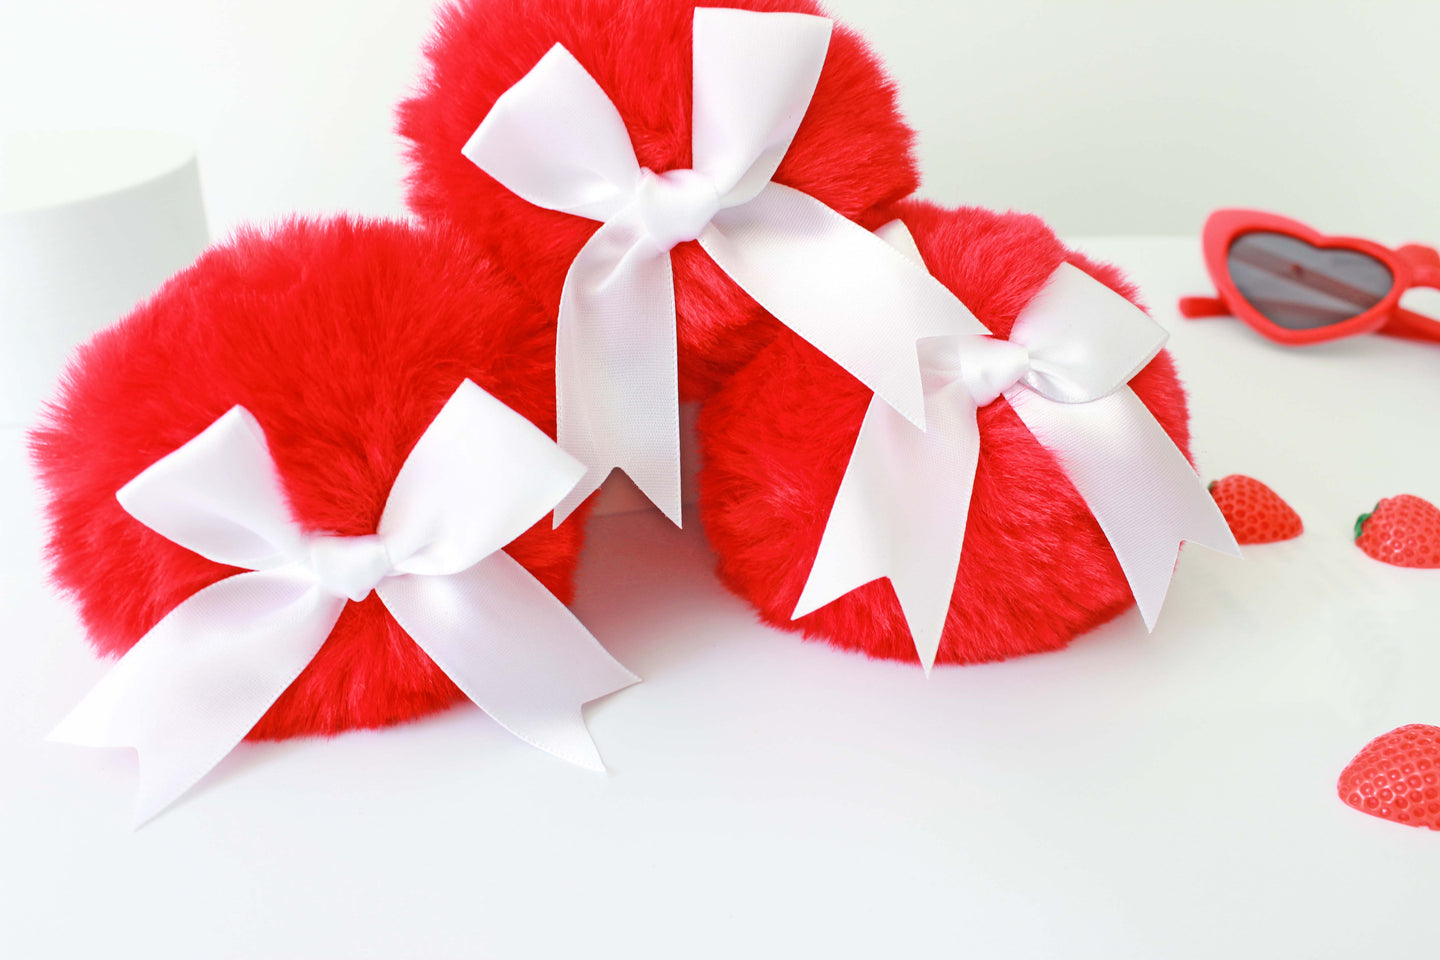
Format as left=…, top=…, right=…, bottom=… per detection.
left=1354, top=494, right=1440, bottom=568
left=1338, top=724, right=1440, bottom=830
left=1207, top=474, right=1303, bottom=544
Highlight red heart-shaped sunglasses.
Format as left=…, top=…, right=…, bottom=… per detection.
left=1180, top=209, right=1440, bottom=346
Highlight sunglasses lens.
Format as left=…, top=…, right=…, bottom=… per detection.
left=1227, top=231, right=1393, bottom=330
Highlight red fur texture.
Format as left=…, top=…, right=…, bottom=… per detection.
left=397, top=0, right=918, bottom=400
left=30, top=217, right=588, bottom=740
left=697, top=200, right=1193, bottom=666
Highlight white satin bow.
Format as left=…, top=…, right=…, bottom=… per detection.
left=463, top=7, right=980, bottom=526
left=794, top=222, right=1240, bottom=671
left=50, top=380, right=639, bottom=824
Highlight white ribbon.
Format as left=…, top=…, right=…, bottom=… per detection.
left=463, top=7, right=980, bottom=526
left=50, top=380, right=639, bottom=824
left=794, top=223, right=1241, bottom=672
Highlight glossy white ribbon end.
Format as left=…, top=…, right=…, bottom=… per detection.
left=791, top=374, right=980, bottom=673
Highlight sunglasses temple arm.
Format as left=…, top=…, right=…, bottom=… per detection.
left=1178, top=295, right=1230, bottom=319
left=1379, top=307, right=1440, bottom=345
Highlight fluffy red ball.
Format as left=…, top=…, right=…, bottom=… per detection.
left=397, top=0, right=918, bottom=400
left=697, top=200, right=1193, bottom=666
left=31, top=217, right=587, bottom=739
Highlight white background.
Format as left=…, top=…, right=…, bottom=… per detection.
left=4, top=3, right=1440, bottom=958
left=2, top=1, right=1440, bottom=960
left=2, top=0, right=1439, bottom=239
left=3, top=239, right=1439, bottom=957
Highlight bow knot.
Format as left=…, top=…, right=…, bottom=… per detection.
left=931, top=337, right=1033, bottom=408
left=635, top=168, right=722, bottom=252
left=305, top=534, right=392, bottom=603
left=50, top=381, right=640, bottom=824
left=463, top=8, right=982, bottom=526
left=796, top=222, right=1241, bottom=672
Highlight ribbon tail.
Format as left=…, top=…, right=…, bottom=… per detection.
left=1007, top=386, right=1241, bottom=631
left=377, top=552, right=639, bottom=772
left=552, top=217, right=682, bottom=527
left=700, top=183, right=988, bottom=430
left=794, top=383, right=981, bottom=672
left=49, top=569, right=344, bottom=826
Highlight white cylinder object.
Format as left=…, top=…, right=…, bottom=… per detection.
left=0, top=130, right=209, bottom=426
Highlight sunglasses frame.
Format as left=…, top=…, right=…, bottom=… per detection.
left=1180, top=208, right=1440, bottom=346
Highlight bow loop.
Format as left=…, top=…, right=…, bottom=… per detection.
left=689, top=7, right=832, bottom=202
left=1011, top=263, right=1170, bottom=404
left=117, top=407, right=305, bottom=571
left=462, top=44, right=642, bottom=223
left=379, top=380, right=585, bottom=577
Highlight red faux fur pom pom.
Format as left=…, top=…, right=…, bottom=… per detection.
left=697, top=200, right=1193, bottom=666
left=31, top=217, right=587, bottom=739
left=397, top=0, right=918, bottom=400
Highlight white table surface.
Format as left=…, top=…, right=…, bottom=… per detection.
left=3, top=236, right=1438, bottom=959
